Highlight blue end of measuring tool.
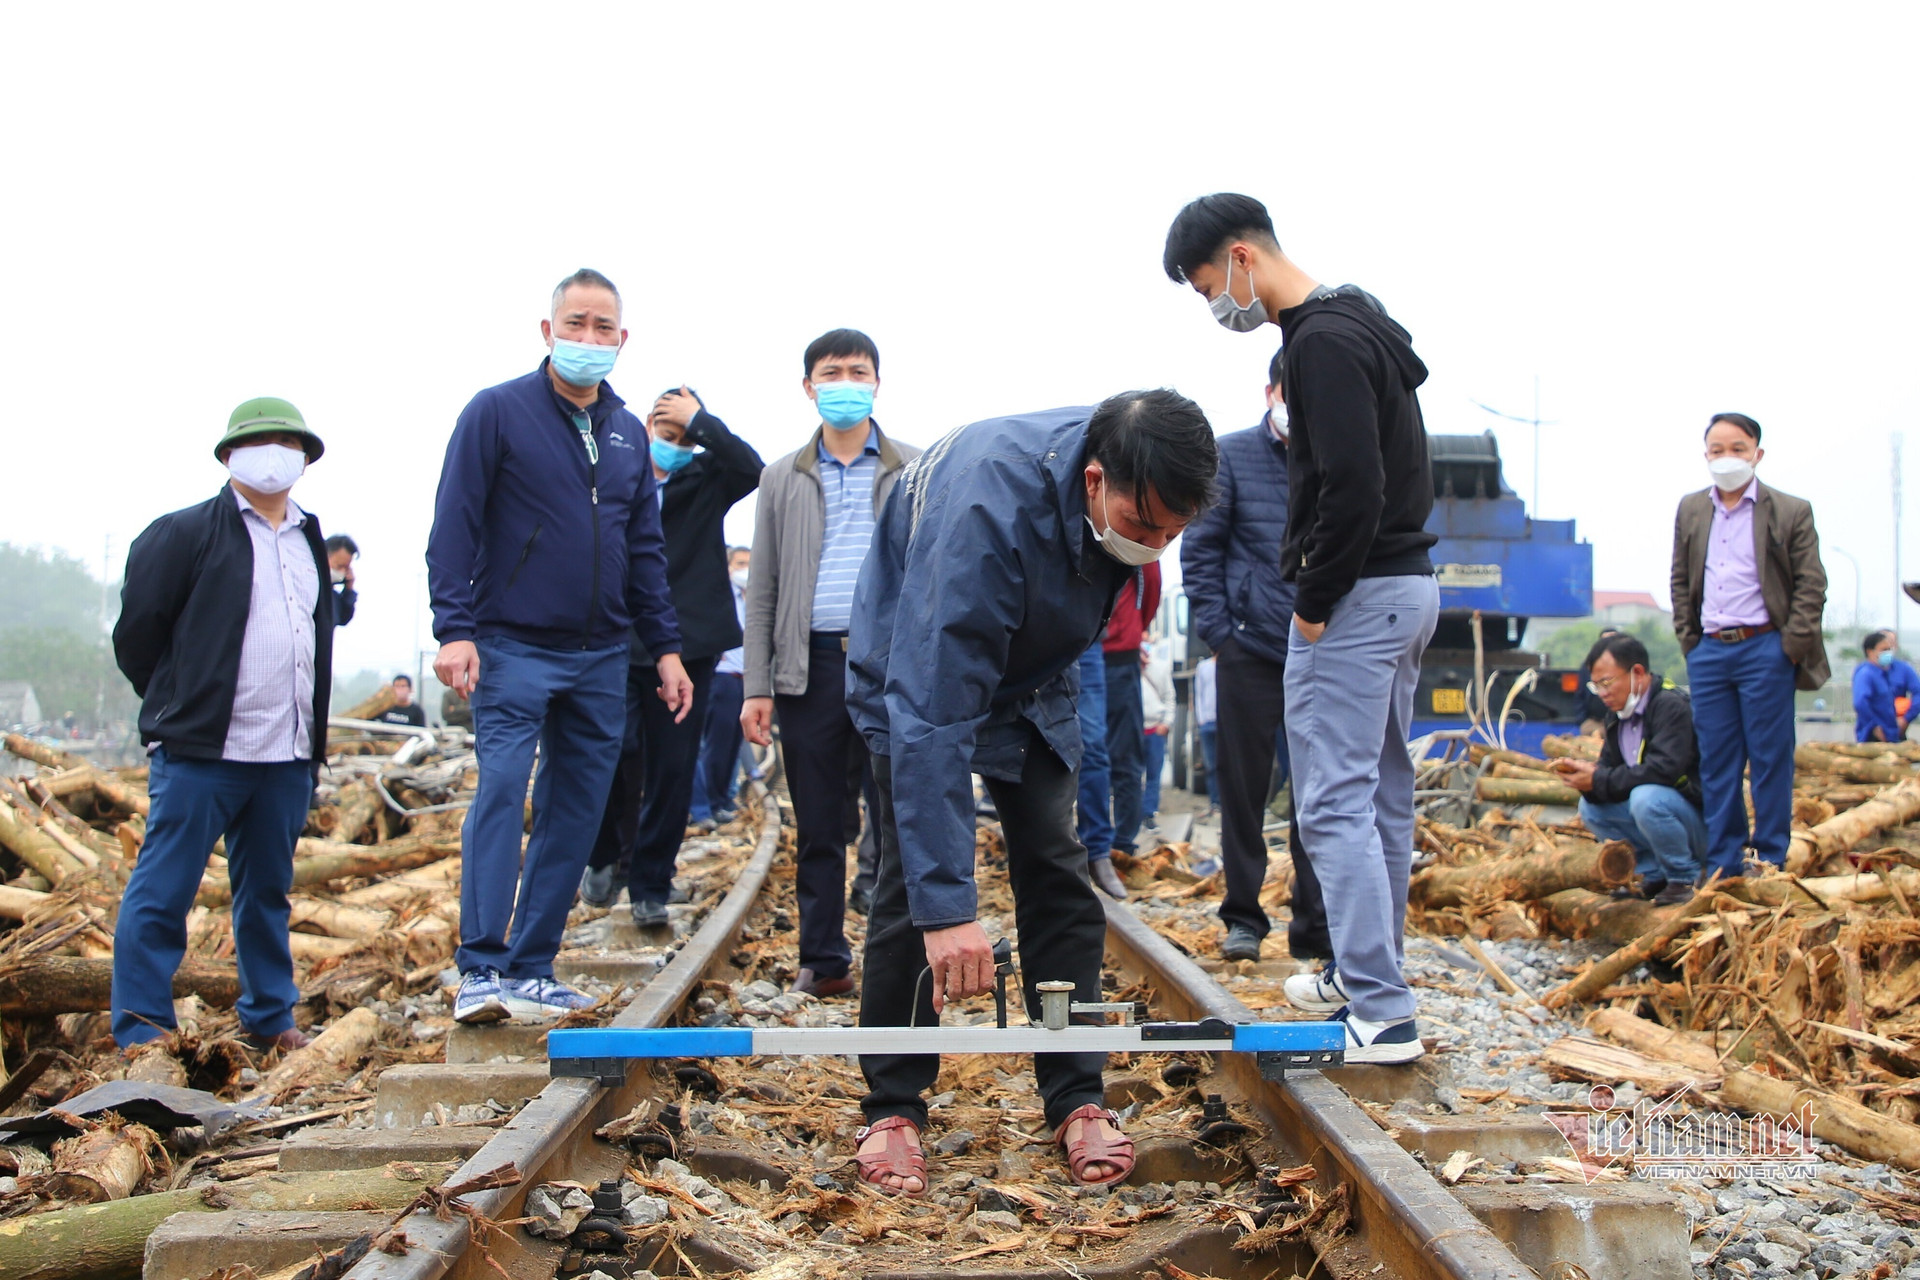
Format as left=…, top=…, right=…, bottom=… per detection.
left=548, top=1026, right=754, bottom=1060
left=1232, top=1021, right=1346, bottom=1053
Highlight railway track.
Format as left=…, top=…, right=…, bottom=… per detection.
left=295, top=785, right=1541, bottom=1280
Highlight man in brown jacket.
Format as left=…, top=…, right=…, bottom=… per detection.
left=1670, top=412, right=1827, bottom=879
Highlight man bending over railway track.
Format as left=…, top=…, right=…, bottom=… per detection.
left=845, top=392, right=1218, bottom=1194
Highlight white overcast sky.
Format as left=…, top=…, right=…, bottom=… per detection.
left=4, top=4, right=1917, bottom=680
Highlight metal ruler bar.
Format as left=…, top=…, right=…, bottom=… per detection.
left=549, top=1020, right=1343, bottom=1062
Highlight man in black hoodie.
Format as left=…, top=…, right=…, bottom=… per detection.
left=1165, top=194, right=1439, bottom=1065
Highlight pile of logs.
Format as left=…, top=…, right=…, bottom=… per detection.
left=0, top=688, right=478, bottom=1246
left=1412, top=732, right=1920, bottom=1169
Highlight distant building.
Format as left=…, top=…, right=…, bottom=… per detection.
left=1593, top=590, right=1668, bottom=628
left=0, top=681, right=41, bottom=727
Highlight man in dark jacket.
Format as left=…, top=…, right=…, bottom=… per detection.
left=1552, top=633, right=1705, bottom=904
left=582, top=387, right=763, bottom=924
left=845, top=392, right=1217, bottom=1195
left=428, top=269, right=691, bottom=1025
left=1179, top=347, right=1327, bottom=964
left=112, top=397, right=333, bottom=1052
left=325, top=534, right=358, bottom=627
left=1167, top=193, right=1439, bottom=1066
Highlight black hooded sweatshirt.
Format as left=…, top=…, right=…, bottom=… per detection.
left=1277, top=286, right=1437, bottom=624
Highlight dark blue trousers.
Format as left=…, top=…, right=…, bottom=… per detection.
left=1688, top=629, right=1798, bottom=876
left=460, top=635, right=627, bottom=978
left=1075, top=643, right=1113, bottom=861
left=113, top=750, right=310, bottom=1046
left=1105, top=651, right=1146, bottom=854
left=690, top=671, right=746, bottom=822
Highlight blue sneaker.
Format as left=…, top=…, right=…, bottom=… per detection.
left=1332, top=1006, right=1424, bottom=1065
left=453, top=968, right=509, bottom=1025
left=504, top=977, right=596, bottom=1019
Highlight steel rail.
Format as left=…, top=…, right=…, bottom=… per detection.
left=1101, top=897, right=1538, bottom=1280
left=343, top=788, right=783, bottom=1280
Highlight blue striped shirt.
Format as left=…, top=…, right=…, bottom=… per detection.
left=810, top=429, right=881, bottom=632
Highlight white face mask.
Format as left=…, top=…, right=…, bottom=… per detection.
left=1087, top=481, right=1166, bottom=566
left=1708, top=456, right=1755, bottom=492
left=1268, top=403, right=1289, bottom=439
left=227, top=443, right=306, bottom=495
left=730, top=569, right=750, bottom=589
left=330, top=568, right=347, bottom=585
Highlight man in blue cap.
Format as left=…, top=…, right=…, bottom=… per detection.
left=113, top=396, right=334, bottom=1053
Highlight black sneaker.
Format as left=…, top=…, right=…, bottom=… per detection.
left=848, top=886, right=872, bottom=916
left=579, top=863, right=618, bottom=909
left=630, top=899, right=670, bottom=928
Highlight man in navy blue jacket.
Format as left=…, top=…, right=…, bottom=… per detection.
left=1181, top=348, right=1328, bottom=965
left=429, top=269, right=692, bottom=1025
left=845, top=392, right=1216, bottom=1194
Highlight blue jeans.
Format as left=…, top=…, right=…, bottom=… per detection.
left=113, top=750, right=311, bottom=1045
left=461, top=635, right=627, bottom=978
left=1286, top=574, right=1441, bottom=1023
left=1075, top=643, right=1113, bottom=861
left=1143, top=731, right=1167, bottom=816
left=690, top=671, right=746, bottom=823
left=1579, top=787, right=1708, bottom=887
left=1687, top=629, right=1797, bottom=875
left=1197, top=723, right=1219, bottom=805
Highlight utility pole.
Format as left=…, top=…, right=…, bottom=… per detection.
left=1830, top=545, right=1862, bottom=634
left=1896, top=433, right=1905, bottom=634
left=1470, top=379, right=1556, bottom=515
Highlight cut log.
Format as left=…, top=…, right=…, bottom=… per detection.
left=1787, top=779, right=1920, bottom=874
left=0, top=956, right=238, bottom=1016
left=1476, top=777, right=1581, bottom=807
left=0, top=1160, right=457, bottom=1280
left=1536, top=888, right=1675, bottom=945
left=2, top=733, right=85, bottom=771
left=287, top=898, right=391, bottom=939
left=1487, top=761, right=1567, bottom=785
left=83, top=770, right=147, bottom=818
left=44, top=1123, right=155, bottom=1203
left=1794, top=744, right=1914, bottom=785
left=329, top=778, right=383, bottom=846
left=1541, top=733, right=1602, bottom=761
left=1824, top=741, right=1920, bottom=761
left=1541, top=1033, right=1718, bottom=1093
left=1542, top=890, right=1722, bottom=1008
left=247, top=1007, right=380, bottom=1102
left=1412, top=838, right=1634, bottom=908
left=0, top=884, right=50, bottom=920
left=338, top=686, right=398, bottom=723
left=1726, top=867, right=1920, bottom=909
left=1586, top=1007, right=1724, bottom=1073
left=1717, top=1069, right=1920, bottom=1172
left=195, top=836, right=458, bottom=907
left=0, top=801, right=87, bottom=886
left=335, top=858, right=460, bottom=908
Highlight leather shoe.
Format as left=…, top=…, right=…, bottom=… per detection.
left=243, top=1027, right=311, bottom=1054
left=1611, top=879, right=1664, bottom=901
left=1091, top=859, right=1129, bottom=900
left=1220, top=924, right=1262, bottom=962
left=792, top=968, right=855, bottom=998
left=848, top=887, right=872, bottom=916
left=1650, top=882, right=1696, bottom=907
left=631, top=899, right=670, bottom=928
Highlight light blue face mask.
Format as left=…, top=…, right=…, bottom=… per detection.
left=651, top=438, right=695, bottom=473
left=814, top=380, right=875, bottom=430
left=550, top=336, right=621, bottom=388
left=1879, top=648, right=1897, bottom=668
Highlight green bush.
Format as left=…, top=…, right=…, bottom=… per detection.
left=1543, top=618, right=1688, bottom=687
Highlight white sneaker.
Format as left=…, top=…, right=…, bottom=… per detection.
left=1283, top=961, right=1350, bottom=1014
left=1334, top=1007, right=1424, bottom=1065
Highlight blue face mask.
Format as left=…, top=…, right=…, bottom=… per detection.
left=814, top=380, right=875, bottom=431
left=550, top=336, right=621, bottom=388
left=1879, top=649, right=1897, bottom=668
left=651, top=438, right=695, bottom=473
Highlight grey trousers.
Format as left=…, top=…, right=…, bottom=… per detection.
left=1284, top=574, right=1439, bottom=1023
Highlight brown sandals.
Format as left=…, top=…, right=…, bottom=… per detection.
left=855, top=1115, right=928, bottom=1196
left=1055, top=1103, right=1135, bottom=1186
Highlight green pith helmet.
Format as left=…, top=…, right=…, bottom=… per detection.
left=214, top=396, right=325, bottom=463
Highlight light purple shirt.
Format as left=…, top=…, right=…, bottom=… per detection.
left=223, top=488, right=318, bottom=762
left=1700, top=479, right=1770, bottom=632
left=1617, top=684, right=1647, bottom=765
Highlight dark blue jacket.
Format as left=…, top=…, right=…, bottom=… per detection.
left=848, top=408, right=1131, bottom=928
left=1180, top=420, right=1295, bottom=665
left=427, top=362, right=680, bottom=657
left=1853, top=658, right=1920, bottom=743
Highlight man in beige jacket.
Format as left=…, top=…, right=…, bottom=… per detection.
left=741, top=328, right=919, bottom=997
left=1670, top=412, right=1827, bottom=879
